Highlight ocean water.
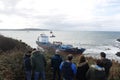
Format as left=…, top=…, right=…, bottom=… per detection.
left=0, top=30, right=120, bottom=61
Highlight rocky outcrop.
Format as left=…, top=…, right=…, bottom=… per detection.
left=116, top=52, right=120, bottom=57
left=117, top=39, right=120, bottom=42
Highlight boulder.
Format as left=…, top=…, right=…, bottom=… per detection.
left=116, top=52, right=120, bottom=57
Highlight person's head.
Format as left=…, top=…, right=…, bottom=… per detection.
left=55, top=49, right=60, bottom=54
left=100, top=52, right=106, bottom=58
left=32, top=48, right=36, bottom=51
left=25, top=50, right=32, bottom=56
left=67, top=54, right=73, bottom=61
left=37, top=46, right=45, bottom=53
left=79, top=55, right=86, bottom=63
left=96, top=59, right=103, bottom=67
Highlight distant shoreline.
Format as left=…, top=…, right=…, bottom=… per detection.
left=0, top=28, right=50, bottom=31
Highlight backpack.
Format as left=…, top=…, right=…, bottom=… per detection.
left=102, top=59, right=112, bottom=77
left=105, top=59, right=112, bottom=68
left=61, top=61, right=74, bottom=79
left=24, top=55, right=32, bottom=71
left=51, top=55, right=62, bottom=69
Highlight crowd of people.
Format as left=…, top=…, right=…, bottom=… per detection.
left=23, top=48, right=112, bottom=80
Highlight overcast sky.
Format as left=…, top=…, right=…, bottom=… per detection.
left=0, top=0, right=120, bottom=31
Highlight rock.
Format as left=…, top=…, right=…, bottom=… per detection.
left=117, top=39, right=120, bottom=42
left=116, top=52, right=120, bottom=57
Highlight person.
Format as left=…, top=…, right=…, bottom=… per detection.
left=100, top=52, right=112, bottom=79
left=23, top=50, right=32, bottom=80
left=86, top=59, right=107, bottom=80
left=60, top=54, right=77, bottom=80
left=51, top=49, right=63, bottom=80
left=31, top=48, right=46, bottom=80
left=76, top=55, right=89, bottom=80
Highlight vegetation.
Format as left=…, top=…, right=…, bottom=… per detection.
left=0, top=35, right=32, bottom=80
left=0, top=35, right=120, bottom=80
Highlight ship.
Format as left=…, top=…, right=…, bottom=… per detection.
left=36, top=33, right=86, bottom=54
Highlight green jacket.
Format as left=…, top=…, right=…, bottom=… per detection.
left=31, top=51, right=46, bottom=72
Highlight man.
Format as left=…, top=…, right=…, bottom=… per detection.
left=31, top=48, right=46, bottom=80
left=51, top=49, right=63, bottom=80
left=100, top=52, right=112, bottom=79
left=60, top=54, right=77, bottom=80
left=23, top=50, right=32, bottom=80
left=86, top=59, right=106, bottom=80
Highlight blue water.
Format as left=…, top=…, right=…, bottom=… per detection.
left=0, top=31, right=120, bottom=61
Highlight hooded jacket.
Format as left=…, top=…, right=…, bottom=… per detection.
left=86, top=65, right=107, bottom=80
left=31, top=50, right=46, bottom=72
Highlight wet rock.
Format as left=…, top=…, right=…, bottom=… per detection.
left=117, top=39, right=120, bottom=42
left=116, top=52, right=120, bottom=57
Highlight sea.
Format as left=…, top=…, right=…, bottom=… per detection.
left=0, top=30, right=120, bottom=62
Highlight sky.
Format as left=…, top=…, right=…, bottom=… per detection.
left=0, top=0, right=120, bottom=31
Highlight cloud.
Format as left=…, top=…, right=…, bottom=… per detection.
left=0, top=0, right=21, bottom=9
left=0, top=0, right=120, bottom=31
left=95, top=0, right=120, bottom=16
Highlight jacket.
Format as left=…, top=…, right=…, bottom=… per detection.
left=24, top=54, right=32, bottom=71
left=76, top=62, right=89, bottom=80
left=101, top=58, right=112, bottom=78
left=86, top=65, right=107, bottom=80
left=60, top=61, right=77, bottom=80
left=51, top=54, right=63, bottom=69
left=31, top=51, right=46, bottom=72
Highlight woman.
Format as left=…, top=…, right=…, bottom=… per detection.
left=76, top=55, right=89, bottom=80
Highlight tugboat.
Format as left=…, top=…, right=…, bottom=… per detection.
left=50, top=31, right=55, bottom=38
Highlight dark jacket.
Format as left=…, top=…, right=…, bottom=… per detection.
left=24, top=54, right=32, bottom=71
left=101, top=58, right=112, bottom=78
left=51, top=54, right=63, bottom=69
left=86, top=65, right=107, bottom=80
left=76, top=62, right=89, bottom=80
left=60, top=61, right=77, bottom=80
left=31, top=51, right=46, bottom=72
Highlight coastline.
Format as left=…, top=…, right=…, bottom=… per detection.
left=0, top=34, right=120, bottom=80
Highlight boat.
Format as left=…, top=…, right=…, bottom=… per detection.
left=50, top=31, right=55, bottom=38
left=36, top=33, right=86, bottom=54
left=36, top=33, right=60, bottom=50
left=50, top=34, right=55, bottom=38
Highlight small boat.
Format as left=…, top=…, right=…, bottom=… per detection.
left=50, top=31, right=55, bottom=38
left=50, top=34, right=55, bottom=38
left=50, top=31, right=53, bottom=34
left=36, top=33, right=85, bottom=54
